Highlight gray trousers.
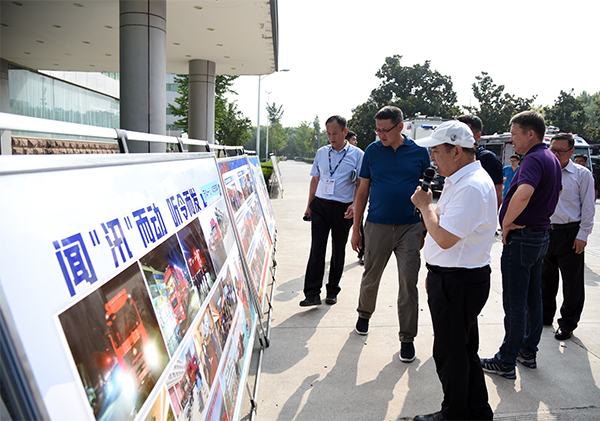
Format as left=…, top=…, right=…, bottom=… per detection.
left=357, top=221, right=422, bottom=342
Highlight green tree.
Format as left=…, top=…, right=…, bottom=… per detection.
left=264, top=102, right=287, bottom=154
left=169, top=74, right=189, bottom=130
left=577, top=91, right=600, bottom=141
left=544, top=89, right=586, bottom=135
left=292, top=121, right=317, bottom=157
left=467, top=72, right=535, bottom=135
left=215, top=102, right=252, bottom=146
left=349, top=55, right=459, bottom=148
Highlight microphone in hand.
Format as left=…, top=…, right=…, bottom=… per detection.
left=414, top=167, right=437, bottom=216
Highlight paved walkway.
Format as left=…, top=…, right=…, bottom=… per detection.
left=245, top=160, right=600, bottom=421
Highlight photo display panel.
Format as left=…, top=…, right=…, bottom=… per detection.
left=218, top=157, right=273, bottom=310
left=247, top=156, right=276, bottom=242
left=0, top=153, right=259, bottom=421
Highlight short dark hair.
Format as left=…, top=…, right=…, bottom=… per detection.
left=510, top=154, right=521, bottom=162
left=345, top=130, right=356, bottom=140
left=457, top=114, right=483, bottom=134
left=510, top=110, right=546, bottom=141
left=326, top=115, right=347, bottom=129
left=374, top=106, right=403, bottom=124
left=574, top=153, right=587, bottom=163
left=551, top=132, right=575, bottom=148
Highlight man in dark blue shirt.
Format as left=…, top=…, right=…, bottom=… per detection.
left=351, top=106, right=430, bottom=363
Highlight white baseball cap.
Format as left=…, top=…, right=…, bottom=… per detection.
left=415, top=120, right=475, bottom=148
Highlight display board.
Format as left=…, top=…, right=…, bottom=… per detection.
left=270, top=156, right=284, bottom=197
left=0, top=153, right=263, bottom=421
left=218, top=156, right=273, bottom=311
left=247, top=156, right=276, bottom=242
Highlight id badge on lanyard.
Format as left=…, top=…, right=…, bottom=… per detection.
left=323, top=178, right=335, bottom=195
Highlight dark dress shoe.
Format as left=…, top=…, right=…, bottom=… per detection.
left=414, top=411, right=445, bottom=421
left=325, top=295, right=337, bottom=305
left=299, top=295, right=321, bottom=307
left=555, top=327, right=572, bottom=340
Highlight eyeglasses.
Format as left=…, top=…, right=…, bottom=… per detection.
left=550, top=147, right=573, bottom=156
left=374, top=121, right=400, bottom=135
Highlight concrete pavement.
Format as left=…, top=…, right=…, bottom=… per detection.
left=244, top=160, right=600, bottom=421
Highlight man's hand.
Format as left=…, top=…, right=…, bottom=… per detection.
left=344, top=204, right=355, bottom=219
left=351, top=229, right=362, bottom=252
left=501, top=222, right=526, bottom=245
left=573, top=239, right=587, bottom=254
left=411, top=186, right=433, bottom=210
left=304, top=205, right=311, bottom=218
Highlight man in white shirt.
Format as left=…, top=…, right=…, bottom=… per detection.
left=542, top=133, right=595, bottom=340
left=300, top=115, right=364, bottom=306
left=411, top=120, right=496, bottom=421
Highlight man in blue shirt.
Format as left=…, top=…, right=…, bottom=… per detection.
left=351, top=106, right=430, bottom=362
left=502, top=155, right=521, bottom=199
left=300, top=115, right=364, bottom=307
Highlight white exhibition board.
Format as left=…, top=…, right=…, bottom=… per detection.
left=0, top=153, right=266, bottom=421
left=218, top=157, right=274, bottom=311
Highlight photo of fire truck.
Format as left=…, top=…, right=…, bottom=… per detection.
left=104, top=288, right=152, bottom=398
left=165, top=264, right=190, bottom=326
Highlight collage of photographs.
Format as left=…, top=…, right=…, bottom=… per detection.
left=219, top=157, right=274, bottom=310
left=53, top=155, right=274, bottom=421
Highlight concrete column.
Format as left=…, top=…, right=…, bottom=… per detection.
left=0, top=59, right=11, bottom=155
left=119, top=0, right=167, bottom=153
left=188, top=59, right=215, bottom=151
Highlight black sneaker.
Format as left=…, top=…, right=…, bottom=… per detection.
left=399, top=342, right=416, bottom=363
left=325, top=295, right=337, bottom=305
left=480, top=357, right=516, bottom=379
left=355, top=317, right=369, bottom=335
left=299, top=295, right=321, bottom=307
left=516, top=351, right=537, bottom=369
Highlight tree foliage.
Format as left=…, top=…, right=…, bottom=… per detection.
left=543, top=89, right=587, bottom=136
left=264, top=102, right=287, bottom=155
left=289, top=121, right=315, bottom=157
left=467, top=72, right=535, bottom=135
left=349, top=55, right=459, bottom=149
left=169, top=74, right=189, bottom=131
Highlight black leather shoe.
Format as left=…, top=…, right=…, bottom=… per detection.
left=414, top=411, right=445, bottom=421
left=325, top=295, right=337, bottom=305
left=299, top=295, right=321, bottom=307
left=555, top=327, right=572, bottom=340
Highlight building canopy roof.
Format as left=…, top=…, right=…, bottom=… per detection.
left=1, top=0, right=278, bottom=75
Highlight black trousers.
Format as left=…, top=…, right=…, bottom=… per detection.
left=541, top=226, right=585, bottom=331
left=427, top=265, right=493, bottom=420
left=303, top=197, right=353, bottom=298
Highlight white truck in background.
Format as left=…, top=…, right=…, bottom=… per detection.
left=401, top=115, right=447, bottom=141
left=478, top=126, right=593, bottom=172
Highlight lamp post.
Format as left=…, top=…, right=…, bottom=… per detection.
left=256, top=69, right=289, bottom=161
left=265, top=91, right=271, bottom=162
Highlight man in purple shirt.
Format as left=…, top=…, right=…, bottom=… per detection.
left=481, top=110, right=562, bottom=379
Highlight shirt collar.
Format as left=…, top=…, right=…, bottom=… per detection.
left=563, top=159, right=575, bottom=174
left=446, top=160, right=482, bottom=185
left=330, top=141, right=349, bottom=153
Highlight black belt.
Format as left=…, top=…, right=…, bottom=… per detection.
left=513, top=227, right=546, bottom=233
left=316, top=197, right=352, bottom=205
left=426, top=264, right=490, bottom=274
left=550, top=221, right=580, bottom=231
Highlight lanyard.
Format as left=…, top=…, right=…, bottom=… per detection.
left=328, top=147, right=348, bottom=177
